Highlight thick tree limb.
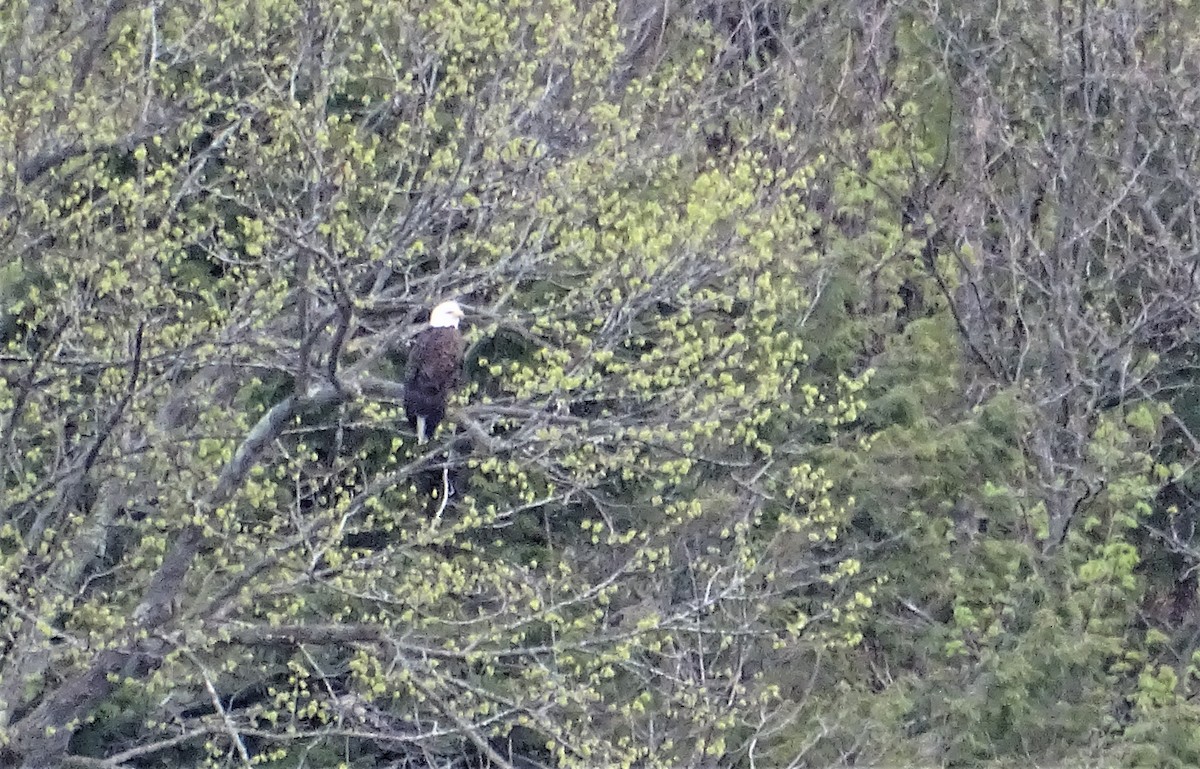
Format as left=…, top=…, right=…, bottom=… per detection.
left=8, top=383, right=350, bottom=768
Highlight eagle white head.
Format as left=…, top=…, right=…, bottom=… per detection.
left=429, top=300, right=464, bottom=328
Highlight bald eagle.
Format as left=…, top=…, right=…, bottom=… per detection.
left=405, top=300, right=465, bottom=444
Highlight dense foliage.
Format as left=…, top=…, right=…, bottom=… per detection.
left=3, top=1, right=1200, bottom=768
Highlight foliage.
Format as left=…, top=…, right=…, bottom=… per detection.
left=5, top=0, right=1200, bottom=767
left=0, top=1, right=868, bottom=767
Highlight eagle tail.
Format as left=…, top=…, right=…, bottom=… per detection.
left=416, top=415, right=428, bottom=445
